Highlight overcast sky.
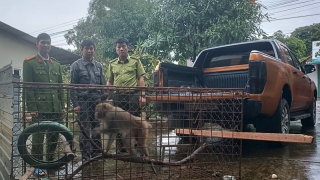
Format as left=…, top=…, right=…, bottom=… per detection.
left=0, top=0, right=319, bottom=50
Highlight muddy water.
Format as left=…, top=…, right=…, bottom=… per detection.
left=240, top=102, right=320, bottom=180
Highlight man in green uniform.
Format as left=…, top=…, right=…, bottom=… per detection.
left=106, top=37, right=146, bottom=153
left=107, top=37, right=146, bottom=115
left=23, top=33, right=65, bottom=175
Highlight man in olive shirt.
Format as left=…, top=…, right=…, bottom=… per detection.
left=70, top=40, right=106, bottom=160
left=107, top=38, right=146, bottom=154
left=107, top=38, right=146, bottom=116
left=23, top=33, right=65, bottom=175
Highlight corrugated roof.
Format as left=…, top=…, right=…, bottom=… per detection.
left=0, top=21, right=80, bottom=65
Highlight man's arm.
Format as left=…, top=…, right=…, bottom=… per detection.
left=138, top=76, right=145, bottom=96
left=70, top=63, right=79, bottom=107
left=107, top=79, right=113, bottom=86
left=106, top=63, right=114, bottom=86
left=136, top=59, right=146, bottom=96
left=100, top=64, right=106, bottom=85
left=23, top=60, right=37, bottom=112
left=57, top=64, right=65, bottom=110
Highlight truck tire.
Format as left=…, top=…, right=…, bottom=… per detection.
left=269, top=98, right=290, bottom=147
left=17, top=121, right=73, bottom=170
left=301, top=97, right=316, bottom=127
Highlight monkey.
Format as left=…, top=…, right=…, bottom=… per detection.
left=95, top=102, right=150, bottom=157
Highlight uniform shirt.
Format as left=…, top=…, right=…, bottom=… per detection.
left=38, top=53, right=50, bottom=65
left=23, top=54, right=64, bottom=112
left=107, top=56, right=145, bottom=87
left=70, top=57, right=106, bottom=107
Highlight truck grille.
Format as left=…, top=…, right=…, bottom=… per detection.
left=203, top=70, right=248, bottom=88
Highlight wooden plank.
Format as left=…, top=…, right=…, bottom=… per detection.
left=174, top=129, right=314, bottom=143
left=203, top=64, right=249, bottom=73
left=147, top=92, right=245, bottom=102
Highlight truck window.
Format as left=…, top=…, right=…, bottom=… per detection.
left=281, top=45, right=303, bottom=72
left=199, top=41, right=276, bottom=68
left=281, top=46, right=295, bottom=67
left=209, top=53, right=249, bottom=68
left=289, top=50, right=305, bottom=73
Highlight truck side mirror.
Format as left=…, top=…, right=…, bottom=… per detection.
left=304, top=64, right=316, bottom=74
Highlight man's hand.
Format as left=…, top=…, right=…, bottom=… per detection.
left=74, top=106, right=80, bottom=113
left=30, top=111, right=38, bottom=117
left=139, top=96, right=146, bottom=108
left=62, top=109, right=67, bottom=115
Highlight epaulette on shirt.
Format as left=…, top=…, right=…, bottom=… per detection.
left=109, top=59, right=118, bottom=63
left=130, top=55, right=139, bottom=60
left=50, top=57, right=60, bottom=63
left=25, top=55, right=35, bottom=61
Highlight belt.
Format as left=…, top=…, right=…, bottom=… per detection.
left=117, top=90, right=138, bottom=95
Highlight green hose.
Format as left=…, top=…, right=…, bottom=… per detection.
left=17, top=121, right=73, bottom=170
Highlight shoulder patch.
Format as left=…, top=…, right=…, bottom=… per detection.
left=50, top=57, right=60, bottom=63
left=25, top=55, right=35, bottom=61
left=109, top=59, right=117, bottom=63
left=130, top=56, right=139, bottom=60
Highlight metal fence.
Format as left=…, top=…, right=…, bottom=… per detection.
left=10, top=82, right=244, bottom=180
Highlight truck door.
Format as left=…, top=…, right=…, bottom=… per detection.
left=280, top=46, right=305, bottom=111
left=289, top=50, right=312, bottom=109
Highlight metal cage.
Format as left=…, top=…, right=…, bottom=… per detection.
left=10, top=82, right=244, bottom=180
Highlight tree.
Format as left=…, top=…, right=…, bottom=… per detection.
left=149, top=0, right=268, bottom=63
left=291, top=23, right=320, bottom=55
left=65, top=0, right=156, bottom=61
left=265, top=30, right=306, bottom=60
left=64, top=0, right=159, bottom=84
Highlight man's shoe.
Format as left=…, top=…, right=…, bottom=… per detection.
left=116, top=148, right=127, bottom=154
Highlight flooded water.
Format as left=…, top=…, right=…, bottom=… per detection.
left=240, top=102, right=320, bottom=180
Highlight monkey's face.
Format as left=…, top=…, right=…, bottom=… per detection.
left=95, top=103, right=107, bottom=120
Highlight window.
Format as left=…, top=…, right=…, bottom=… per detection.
left=208, top=53, right=250, bottom=68
left=281, top=46, right=295, bottom=67
left=289, top=51, right=305, bottom=73
left=13, top=68, right=21, bottom=77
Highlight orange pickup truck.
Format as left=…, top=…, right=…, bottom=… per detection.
left=152, top=39, right=317, bottom=135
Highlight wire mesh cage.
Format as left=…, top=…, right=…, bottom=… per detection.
left=11, top=82, right=244, bottom=180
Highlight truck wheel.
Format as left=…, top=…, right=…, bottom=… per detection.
left=301, top=97, right=316, bottom=127
left=269, top=98, right=290, bottom=147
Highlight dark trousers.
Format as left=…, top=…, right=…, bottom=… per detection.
left=31, top=113, right=61, bottom=161
left=77, top=96, right=102, bottom=159
left=113, top=92, right=141, bottom=117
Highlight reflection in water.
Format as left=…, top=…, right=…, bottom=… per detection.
left=241, top=102, right=320, bottom=179
left=156, top=130, right=194, bottom=161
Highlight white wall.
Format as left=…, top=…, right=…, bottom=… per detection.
left=0, top=30, right=37, bottom=76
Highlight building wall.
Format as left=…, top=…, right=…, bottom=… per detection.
left=0, top=30, right=37, bottom=76
left=0, top=64, right=20, bottom=180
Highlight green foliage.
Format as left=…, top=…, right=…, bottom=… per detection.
left=65, top=0, right=268, bottom=65
left=291, top=23, right=320, bottom=55
left=265, top=30, right=306, bottom=60
left=150, top=0, right=268, bottom=62
left=132, top=48, right=160, bottom=87
left=61, top=65, right=71, bottom=84
left=65, top=0, right=155, bottom=61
